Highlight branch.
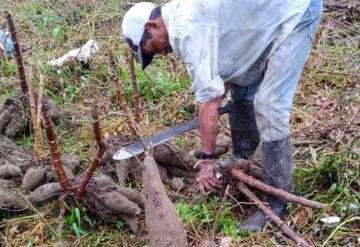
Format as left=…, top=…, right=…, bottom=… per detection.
left=108, top=53, right=137, bottom=135
left=42, top=101, right=69, bottom=191
left=28, top=67, right=43, bottom=160
left=35, top=74, right=45, bottom=158
left=236, top=182, right=312, bottom=247
left=75, top=105, right=108, bottom=200
left=231, top=169, right=327, bottom=209
left=127, top=54, right=142, bottom=122
left=4, top=11, right=28, bottom=94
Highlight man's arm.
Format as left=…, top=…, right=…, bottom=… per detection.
left=199, top=96, right=223, bottom=155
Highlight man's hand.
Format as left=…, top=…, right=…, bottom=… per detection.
left=198, top=161, right=223, bottom=194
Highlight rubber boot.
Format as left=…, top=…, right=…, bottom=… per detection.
left=239, top=136, right=293, bottom=232
left=229, top=101, right=260, bottom=159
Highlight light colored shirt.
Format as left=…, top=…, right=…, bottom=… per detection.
left=162, top=0, right=311, bottom=102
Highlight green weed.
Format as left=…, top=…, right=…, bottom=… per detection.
left=65, top=207, right=88, bottom=238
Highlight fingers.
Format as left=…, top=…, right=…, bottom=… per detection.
left=206, top=177, right=223, bottom=189
left=199, top=177, right=223, bottom=194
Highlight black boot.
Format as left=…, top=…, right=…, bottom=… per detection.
left=239, top=136, right=293, bottom=232
left=229, top=101, right=260, bottom=159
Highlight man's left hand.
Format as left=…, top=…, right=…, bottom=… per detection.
left=197, top=161, right=223, bottom=194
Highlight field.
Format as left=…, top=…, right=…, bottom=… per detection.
left=0, top=0, right=359, bottom=246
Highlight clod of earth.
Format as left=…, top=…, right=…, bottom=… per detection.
left=143, top=153, right=188, bottom=247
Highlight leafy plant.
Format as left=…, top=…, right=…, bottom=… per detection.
left=65, top=207, right=87, bottom=238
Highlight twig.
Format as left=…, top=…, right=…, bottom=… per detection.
left=236, top=182, right=312, bottom=247
left=127, top=54, right=142, bottom=122
left=75, top=105, right=108, bottom=200
left=4, top=11, right=28, bottom=94
left=231, top=169, right=327, bottom=209
left=209, top=185, right=230, bottom=240
left=108, top=52, right=137, bottom=135
left=19, top=193, right=58, bottom=238
left=42, top=101, right=69, bottom=191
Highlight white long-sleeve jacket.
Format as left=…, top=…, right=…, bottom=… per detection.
left=162, top=0, right=311, bottom=102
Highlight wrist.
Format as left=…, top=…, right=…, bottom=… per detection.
left=199, top=150, right=214, bottom=160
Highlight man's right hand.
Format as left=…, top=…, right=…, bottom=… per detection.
left=197, top=161, right=223, bottom=194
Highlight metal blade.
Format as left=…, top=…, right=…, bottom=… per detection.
left=113, top=117, right=199, bottom=160
left=112, top=102, right=233, bottom=160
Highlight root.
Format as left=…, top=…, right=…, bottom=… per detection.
left=154, top=143, right=197, bottom=171
left=0, top=163, right=22, bottom=179
left=143, top=153, right=187, bottom=247
left=28, top=182, right=63, bottom=204
left=0, top=189, right=27, bottom=210
left=114, top=159, right=131, bottom=185
left=21, top=167, right=49, bottom=191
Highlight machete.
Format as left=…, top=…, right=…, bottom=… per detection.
left=112, top=102, right=233, bottom=160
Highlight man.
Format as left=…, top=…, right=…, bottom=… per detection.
left=122, top=0, right=322, bottom=231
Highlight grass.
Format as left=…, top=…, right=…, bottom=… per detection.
left=1, top=0, right=360, bottom=246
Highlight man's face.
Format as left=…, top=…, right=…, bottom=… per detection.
left=142, top=18, right=170, bottom=57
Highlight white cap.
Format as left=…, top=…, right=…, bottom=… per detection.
left=122, top=2, right=156, bottom=69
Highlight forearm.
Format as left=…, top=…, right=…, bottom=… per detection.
left=199, top=97, right=223, bottom=155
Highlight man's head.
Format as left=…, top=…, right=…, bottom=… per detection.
left=122, top=2, right=171, bottom=70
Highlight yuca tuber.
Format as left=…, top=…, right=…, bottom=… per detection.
left=0, top=163, right=22, bottom=179
left=28, top=182, right=63, bottom=204
left=61, top=155, right=81, bottom=171
left=143, top=153, right=188, bottom=247
left=101, top=190, right=141, bottom=215
left=114, top=159, right=131, bottom=185
left=0, top=189, right=27, bottom=210
left=0, top=179, right=16, bottom=188
left=119, top=213, right=139, bottom=233
left=153, top=144, right=197, bottom=171
left=21, top=167, right=49, bottom=191
left=170, top=177, right=184, bottom=191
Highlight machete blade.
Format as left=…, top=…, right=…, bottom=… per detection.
left=112, top=117, right=199, bottom=160
left=112, top=102, right=233, bottom=161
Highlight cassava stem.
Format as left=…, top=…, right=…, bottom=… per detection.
left=231, top=169, right=327, bottom=209
left=35, top=74, right=45, bottom=157
left=75, top=105, right=108, bottom=199
left=108, top=53, right=137, bottom=134
left=127, top=54, right=142, bottom=122
left=28, top=67, right=42, bottom=159
left=4, top=11, right=28, bottom=93
left=42, top=101, right=69, bottom=191
left=236, top=182, right=312, bottom=247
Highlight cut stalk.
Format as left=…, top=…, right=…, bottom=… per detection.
left=42, top=101, right=69, bottom=191
left=28, top=67, right=42, bottom=159
left=231, top=168, right=327, bottom=209
left=236, top=182, right=312, bottom=247
left=127, top=54, right=142, bottom=122
left=75, top=105, right=108, bottom=199
left=4, top=11, right=28, bottom=94
left=108, top=53, right=137, bottom=134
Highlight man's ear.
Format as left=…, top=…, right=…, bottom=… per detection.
left=144, top=20, right=157, bottom=30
